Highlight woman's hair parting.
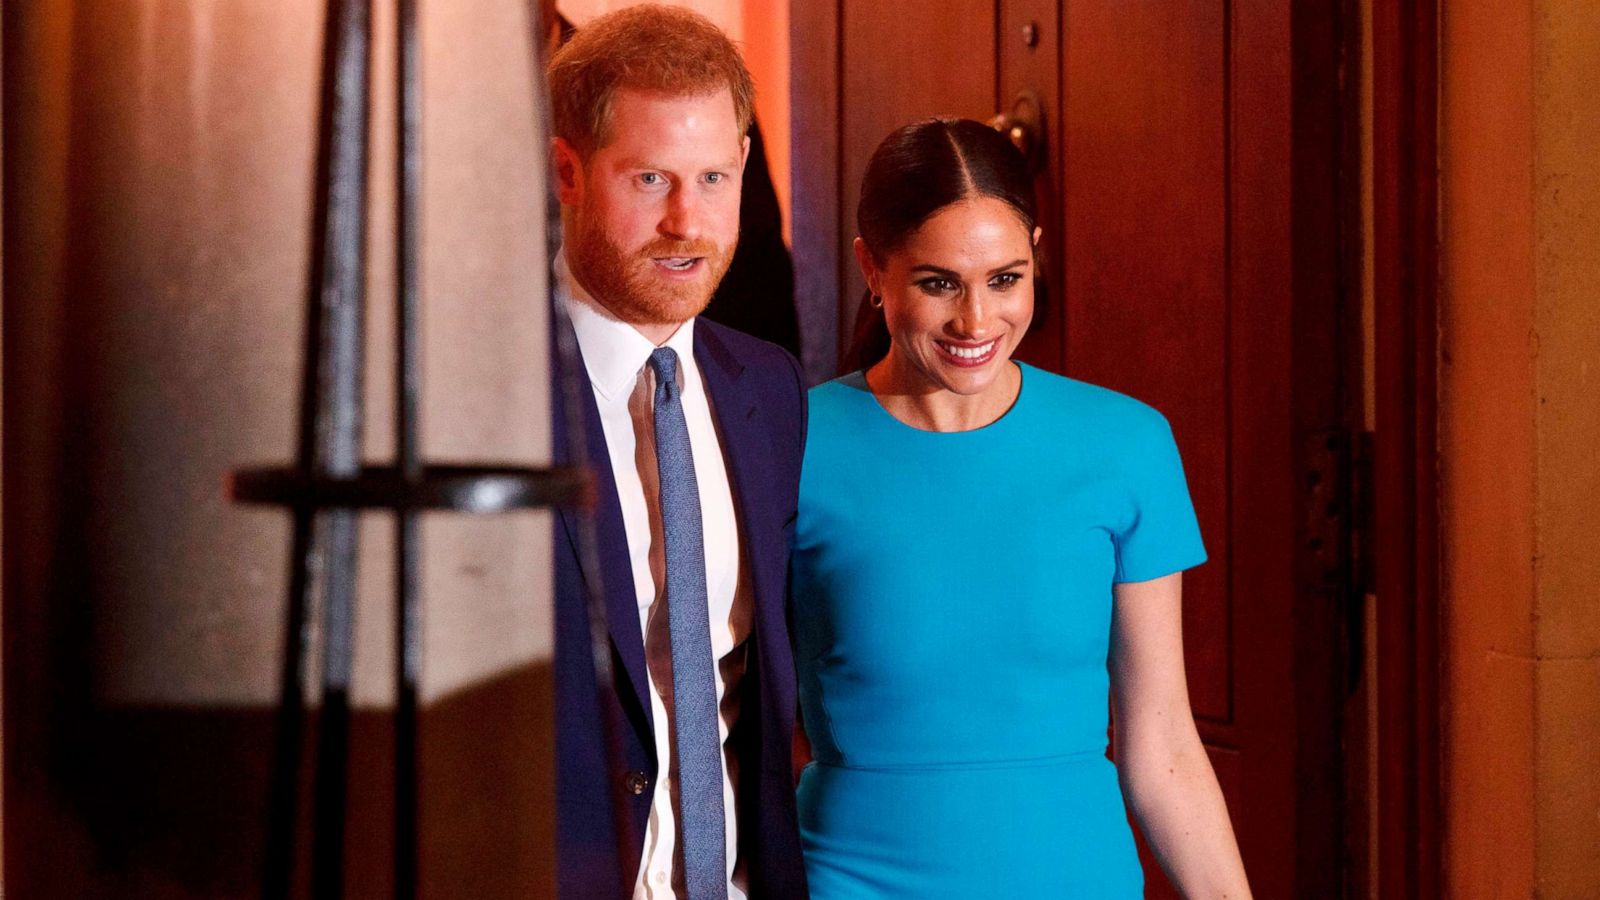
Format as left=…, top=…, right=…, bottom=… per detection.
left=844, top=118, right=1037, bottom=371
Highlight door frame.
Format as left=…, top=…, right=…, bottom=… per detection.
left=1370, top=0, right=1442, bottom=897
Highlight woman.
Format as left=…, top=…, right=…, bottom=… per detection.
left=791, top=118, right=1253, bottom=898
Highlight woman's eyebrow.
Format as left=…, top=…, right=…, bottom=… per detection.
left=908, top=260, right=1029, bottom=277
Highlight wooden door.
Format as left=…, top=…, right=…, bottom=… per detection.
left=792, top=2, right=1349, bottom=896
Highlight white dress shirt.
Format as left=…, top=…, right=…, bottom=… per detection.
left=557, top=251, right=751, bottom=900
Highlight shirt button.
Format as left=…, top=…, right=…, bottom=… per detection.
left=653, top=871, right=667, bottom=885
left=624, top=771, right=649, bottom=795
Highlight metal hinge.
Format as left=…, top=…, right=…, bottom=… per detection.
left=1306, top=427, right=1375, bottom=698
left=1348, top=429, right=1375, bottom=598
left=1305, top=427, right=1376, bottom=595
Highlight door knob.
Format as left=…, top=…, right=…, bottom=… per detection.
left=989, top=90, right=1045, bottom=173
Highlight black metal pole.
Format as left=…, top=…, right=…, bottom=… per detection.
left=264, top=509, right=314, bottom=900
left=263, top=0, right=373, bottom=896
left=394, top=0, right=423, bottom=894
left=253, top=1, right=615, bottom=894
left=307, top=0, right=373, bottom=897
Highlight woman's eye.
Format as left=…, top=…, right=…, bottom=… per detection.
left=990, top=272, right=1023, bottom=290
left=917, top=278, right=957, bottom=296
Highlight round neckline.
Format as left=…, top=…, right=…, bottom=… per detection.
left=845, top=362, right=1030, bottom=435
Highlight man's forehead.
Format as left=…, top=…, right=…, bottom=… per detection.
left=609, top=84, right=735, bottom=113
left=599, top=87, right=739, bottom=136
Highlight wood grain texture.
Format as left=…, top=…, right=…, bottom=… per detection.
left=998, top=0, right=1063, bottom=371
left=1225, top=0, right=1300, bottom=895
left=1062, top=0, right=1231, bottom=725
left=838, top=0, right=999, bottom=366
left=1372, top=1, right=1441, bottom=897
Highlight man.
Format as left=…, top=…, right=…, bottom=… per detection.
left=542, top=4, right=802, bottom=359
left=547, top=7, right=809, bottom=899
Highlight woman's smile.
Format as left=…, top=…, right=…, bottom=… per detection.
left=933, top=338, right=1002, bottom=367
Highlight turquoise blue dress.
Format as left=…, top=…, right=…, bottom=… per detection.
left=791, top=364, right=1207, bottom=898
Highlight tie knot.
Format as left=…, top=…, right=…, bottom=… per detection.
left=649, top=347, right=679, bottom=390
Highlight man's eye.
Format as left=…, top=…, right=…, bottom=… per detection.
left=704, top=172, right=724, bottom=184
left=637, top=173, right=663, bottom=186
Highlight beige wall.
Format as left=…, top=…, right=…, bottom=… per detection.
left=5, top=0, right=557, bottom=894
left=1439, top=1, right=1600, bottom=896
left=8, top=0, right=554, bottom=706
left=1526, top=2, right=1600, bottom=892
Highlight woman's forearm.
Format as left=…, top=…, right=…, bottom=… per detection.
left=1119, top=728, right=1252, bottom=899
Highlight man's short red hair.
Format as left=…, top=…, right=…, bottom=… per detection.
left=548, top=4, right=756, bottom=157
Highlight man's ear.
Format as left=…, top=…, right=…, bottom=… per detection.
left=552, top=136, right=584, bottom=206
left=740, top=134, right=752, bottom=171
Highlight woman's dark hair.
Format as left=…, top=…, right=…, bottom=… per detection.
left=842, top=117, right=1038, bottom=371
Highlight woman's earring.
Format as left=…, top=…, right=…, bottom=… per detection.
left=870, top=293, right=884, bottom=308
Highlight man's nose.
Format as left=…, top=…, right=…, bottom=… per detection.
left=659, top=186, right=702, bottom=241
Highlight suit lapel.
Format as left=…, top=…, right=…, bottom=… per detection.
left=554, top=335, right=653, bottom=733
left=695, top=325, right=795, bottom=728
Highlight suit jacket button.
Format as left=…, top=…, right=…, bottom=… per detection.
left=624, top=771, right=649, bottom=796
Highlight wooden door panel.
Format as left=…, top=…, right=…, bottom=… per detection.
left=998, top=0, right=1065, bottom=371
left=1224, top=2, right=1299, bottom=896
left=838, top=2, right=998, bottom=346
left=1062, top=0, right=1232, bottom=725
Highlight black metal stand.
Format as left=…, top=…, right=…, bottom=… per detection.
left=234, top=1, right=594, bottom=896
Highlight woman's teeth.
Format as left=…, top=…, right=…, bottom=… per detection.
left=938, top=340, right=996, bottom=360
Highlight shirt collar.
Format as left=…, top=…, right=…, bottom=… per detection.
left=556, top=247, right=698, bottom=402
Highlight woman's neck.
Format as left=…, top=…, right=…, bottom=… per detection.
left=864, top=354, right=1022, bottom=432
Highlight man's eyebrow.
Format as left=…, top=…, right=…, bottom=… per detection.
left=614, top=157, right=743, bottom=171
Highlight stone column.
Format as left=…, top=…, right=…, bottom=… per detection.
left=1439, top=1, right=1600, bottom=895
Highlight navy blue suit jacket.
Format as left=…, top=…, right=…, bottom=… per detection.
left=553, top=316, right=810, bottom=899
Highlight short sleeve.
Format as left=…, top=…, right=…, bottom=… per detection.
left=1112, top=415, right=1207, bottom=583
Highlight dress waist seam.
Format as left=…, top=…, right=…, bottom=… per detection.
left=811, top=749, right=1108, bottom=773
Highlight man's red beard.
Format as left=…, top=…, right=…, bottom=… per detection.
left=566, top=211, right=735, bottom=327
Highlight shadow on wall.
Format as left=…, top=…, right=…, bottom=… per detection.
left=5, top=0, right=561, bottom=896
left=12, top=667, right=552, bottom=898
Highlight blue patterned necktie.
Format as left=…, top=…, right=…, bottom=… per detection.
left=647, top=347, right=727, bottom=899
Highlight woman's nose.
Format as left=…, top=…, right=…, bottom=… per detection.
left=950, top=293, right=989, bottom=337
